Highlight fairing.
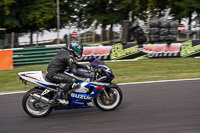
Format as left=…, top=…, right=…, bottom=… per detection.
left=89, top=58, right=114, bottom=82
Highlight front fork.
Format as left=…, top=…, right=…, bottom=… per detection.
left=102, top=88, right=110, bottom=99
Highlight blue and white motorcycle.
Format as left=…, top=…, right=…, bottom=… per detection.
left=18, top=58, right=123, bottom=118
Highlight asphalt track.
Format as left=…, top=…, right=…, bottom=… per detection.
left=1, top=80, right=200, bottom=133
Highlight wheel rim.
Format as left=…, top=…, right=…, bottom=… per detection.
left=26, top=92, right=50, bottom=116
left=96, top=88, right=120, bottom=110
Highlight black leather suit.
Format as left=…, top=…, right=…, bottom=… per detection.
left=46, top=48, right=89, bottom=93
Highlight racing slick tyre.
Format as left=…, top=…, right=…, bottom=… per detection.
left=93, top=86, right=123, bottom=111
left=22, top=88, right=53, bottom=118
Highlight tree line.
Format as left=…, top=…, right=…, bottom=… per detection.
left=0, top=0, right=200, bottom=35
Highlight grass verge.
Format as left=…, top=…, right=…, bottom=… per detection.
left=0, top=58, right=200, bottom=93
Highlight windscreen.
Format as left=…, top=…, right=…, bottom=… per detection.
left=88, top=58, right=107, bottom=68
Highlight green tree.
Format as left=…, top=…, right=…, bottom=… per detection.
left=19, top=0, right=56, bottom=45
left=20, top=0, right=56, bottom=30
left=0, top=0, right=58, bottom=45
left=2, top=0, right=200, bottom=46
left=174, top=0, right=200, bottom=26
left=0, top=0, right=19, bottom=30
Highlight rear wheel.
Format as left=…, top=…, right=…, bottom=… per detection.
left=22, top=88, right=53, bottom=118
left=93, top=86, right=122, bottom=111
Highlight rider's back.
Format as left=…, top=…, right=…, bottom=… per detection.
left=47, top=48, right=73, bottom=73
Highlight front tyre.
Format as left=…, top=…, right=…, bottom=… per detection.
left=93, top=86, right=123, bottom=111
left=22, top=88, right=53, bottom=118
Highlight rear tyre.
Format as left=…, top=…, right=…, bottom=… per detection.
left=93, top=86, right=123, bottom=111
left=22, top=88, right=53, bottom=118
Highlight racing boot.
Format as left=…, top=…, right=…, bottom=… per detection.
left=57, top=90, right=69, bottom=105
left=49, top=90, right=69, bottom=105
left=57, top=99, right=69, bottom=105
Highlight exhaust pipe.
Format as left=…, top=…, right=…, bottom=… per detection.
left=30, top=93, right=50, bottom=104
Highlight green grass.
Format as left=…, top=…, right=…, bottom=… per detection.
left=0, top=65, right=47, bottom=93
left=109, top=58, right=200, bottom=83
left=1, top=58, right=200, bottom=93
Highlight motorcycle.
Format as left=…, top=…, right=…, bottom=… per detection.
left=18, top=58, right=123, bottom=118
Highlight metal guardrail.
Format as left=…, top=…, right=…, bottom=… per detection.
left=13, top=46, right=64, bottom=67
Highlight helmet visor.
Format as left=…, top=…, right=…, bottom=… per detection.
left=74, top=45, right=83, bottom=59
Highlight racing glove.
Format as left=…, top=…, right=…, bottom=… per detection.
left=84, top=72, right=95, bottom=78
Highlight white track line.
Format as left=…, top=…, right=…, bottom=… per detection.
left=118, top=78, right=200, bottom=86
left=1, top=78, right=200, bottom=96
left=0, top=91, right=27, bottom=96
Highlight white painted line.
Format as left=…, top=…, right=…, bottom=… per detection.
left=1, top=78, right=200, bottom=96
left=0, top=91, right=26, bottom=96
left=118, top=78, right=200, bottom=86
left=79, top=59, right=138, bottom=64
left=106, top=59, right=138, bottom=62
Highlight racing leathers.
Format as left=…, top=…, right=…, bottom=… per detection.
left=46, top=48, right=91, bottom=94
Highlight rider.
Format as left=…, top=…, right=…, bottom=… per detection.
left=46, top=41, right=93, bottom=104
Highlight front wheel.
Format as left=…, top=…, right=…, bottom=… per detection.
left=22, top=88, right=53, bottom=118
left=93, top=86, right=123, bottom=111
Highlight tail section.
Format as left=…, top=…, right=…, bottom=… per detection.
left=18, top=71, right=58, bottom=88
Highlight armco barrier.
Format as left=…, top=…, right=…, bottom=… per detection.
left=13, top=46, right=64, bottom=67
